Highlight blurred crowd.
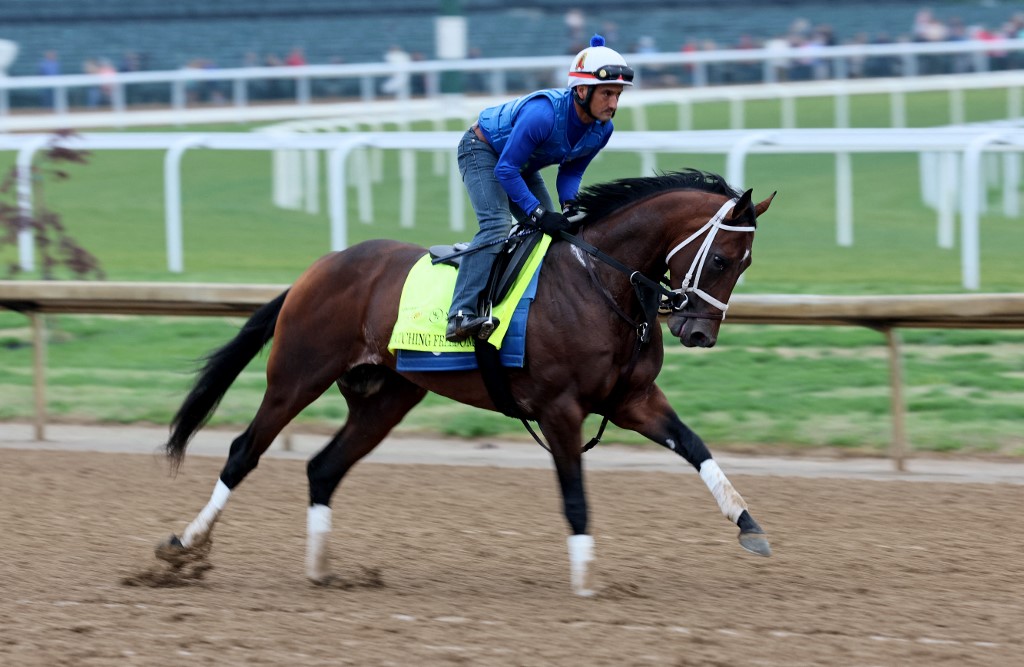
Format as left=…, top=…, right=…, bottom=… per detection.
left=29, top=5, right=1024, bottom=106
left=564, top=7, right=1024, bottom=86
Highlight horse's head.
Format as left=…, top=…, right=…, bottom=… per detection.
left=664, top=188, right=775, bottom=347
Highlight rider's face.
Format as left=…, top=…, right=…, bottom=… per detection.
left=580, top=84, right=624, bottom=122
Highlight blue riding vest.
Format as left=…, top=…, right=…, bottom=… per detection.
left=477, top=89, right=611, bottom=168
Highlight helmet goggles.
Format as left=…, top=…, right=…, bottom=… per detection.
left=575, top=64, right=635, bottom=84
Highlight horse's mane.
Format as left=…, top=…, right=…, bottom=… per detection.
left=575, top=169, right=741, bottom=224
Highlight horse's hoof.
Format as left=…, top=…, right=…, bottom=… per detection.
left=738, top=530, right=772, bottom=557
left=308, top=573, right=336, bottom=587
left=154, top=534, right=185, bottom=562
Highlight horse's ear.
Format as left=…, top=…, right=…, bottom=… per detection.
left=753, top=191, right=777, bottom=218
left=728, top=189, right=753, bottom=221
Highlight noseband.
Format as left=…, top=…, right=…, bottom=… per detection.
left=660, top=198, right=756, bottom=321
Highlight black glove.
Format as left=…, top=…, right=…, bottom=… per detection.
left=561, top=200, right=584, bottom=233
left=529, top=206, right=571, bottom=238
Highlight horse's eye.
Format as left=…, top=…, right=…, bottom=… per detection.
left=711, top=254, right=727, bottom=270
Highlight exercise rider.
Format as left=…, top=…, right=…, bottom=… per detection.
left=446, top=34, right=634, bottom=342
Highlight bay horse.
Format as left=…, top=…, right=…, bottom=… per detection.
left=158, top=168, right=775, bottom=596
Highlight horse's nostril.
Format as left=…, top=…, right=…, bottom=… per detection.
left=686, top=330, right=707, bottom=347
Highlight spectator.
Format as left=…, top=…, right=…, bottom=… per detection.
left=730, top=34, right=761, bottom=84
left=285, top=47, right=307, bottom=67
left=600, top=21, right=620, bottom=46
left=846, top=32, right=871, bottom=78
left=763, top=34, right=792, bottom=82
left=37, top=50, right=60, bottom=108
left=119, top=51, right=142, bottom=73
left=465, top=46, right=486, bottom=93
left=263, top=53, right=286, bottom=99
left=564, top=8, right=585, bottom=52
left=867, top=31, right=898, bottom=77
left=380, top=44, right=411, bottom=98
left=285, top=47, right=307, bottom=98
left=679, top=38, right=700, bottom=85
left=82, top=58, right=101, bottom=107
left=96, top=57, right=118, bottom=106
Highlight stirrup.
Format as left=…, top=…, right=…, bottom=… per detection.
left=476, top=315, right=499, bottom=341
left=446, top=311, right=498, bottom=343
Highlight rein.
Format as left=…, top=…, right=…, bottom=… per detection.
left=561, top=231, right=672, bottom=341
left=561, top=197, right=750, bottom=330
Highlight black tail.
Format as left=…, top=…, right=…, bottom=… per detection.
left=165, top=290, right=289, bottom=468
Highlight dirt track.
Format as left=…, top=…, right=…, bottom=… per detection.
left=1, top=432, right=1022, bottom=666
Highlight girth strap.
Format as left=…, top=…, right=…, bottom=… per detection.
left=473, top=341, right=521, bottom=419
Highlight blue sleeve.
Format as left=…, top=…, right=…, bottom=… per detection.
left=493, top=97, right=556, bottom=215
left=556, top=125, right=612, bottom=206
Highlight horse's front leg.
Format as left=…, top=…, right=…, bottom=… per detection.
left=610, top=385, right=771, bottom=557
left=538, top=406, right=595, bottom=597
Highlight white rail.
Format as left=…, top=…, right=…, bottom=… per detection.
left=2, top=128, right=1023, bottom=288
left=3, top=69, right=1022, bottom=133
left=2, top=37, right=1023, bottom=120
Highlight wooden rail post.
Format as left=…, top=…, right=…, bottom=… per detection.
left=30, top=312, right=46, bottom=441
left=883, top=327, right=908, bottom=471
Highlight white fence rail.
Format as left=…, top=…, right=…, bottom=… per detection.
left=2, top=128, right=1023, bottom=288
left=2, top=68, right=1023, bottom=134
left=2, top=37, right=1024, bottom=120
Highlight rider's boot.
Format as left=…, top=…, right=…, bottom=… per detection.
left=446, top=311, right=500, bottom=343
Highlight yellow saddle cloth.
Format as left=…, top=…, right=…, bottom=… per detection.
left=388, top=235, right=551, bottom=353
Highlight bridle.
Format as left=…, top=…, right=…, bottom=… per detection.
left=564, top=196, right=755, bottom=337
left=660, top=198, right=757, bottom=321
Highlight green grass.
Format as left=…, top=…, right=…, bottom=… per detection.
left=1, top=88, right=1023, bottom=456
left=0, top=315, right=1021, bottom=455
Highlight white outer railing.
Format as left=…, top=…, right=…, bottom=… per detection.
left=1, top=128, right=1022, bottom=289
left=2, top=69, right=1021, bottom=134
left=1, top=38, right=1023, bottom=123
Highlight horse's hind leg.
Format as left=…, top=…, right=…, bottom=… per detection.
left=164, top=356, right=344, bottom=556
left=305, top=365, right=426, bottom=583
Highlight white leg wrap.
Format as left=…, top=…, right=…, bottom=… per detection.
left=567, top=534, right=595, bottom=597
left=181, top=479, right=231, bottom=548
left=306, top=504, right=332, bottom=582
left=699, top=460, right=747, bottom=523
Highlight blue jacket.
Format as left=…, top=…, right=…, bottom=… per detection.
left=477, top=88, right=613, bottom=213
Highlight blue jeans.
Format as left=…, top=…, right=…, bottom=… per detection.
left=449, top=127, right=553, bottom=319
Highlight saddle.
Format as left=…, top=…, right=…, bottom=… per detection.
left=429, top=226, right=543, bottom=316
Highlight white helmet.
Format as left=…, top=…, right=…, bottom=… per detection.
left=568, top=35, right=634, bottom=88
